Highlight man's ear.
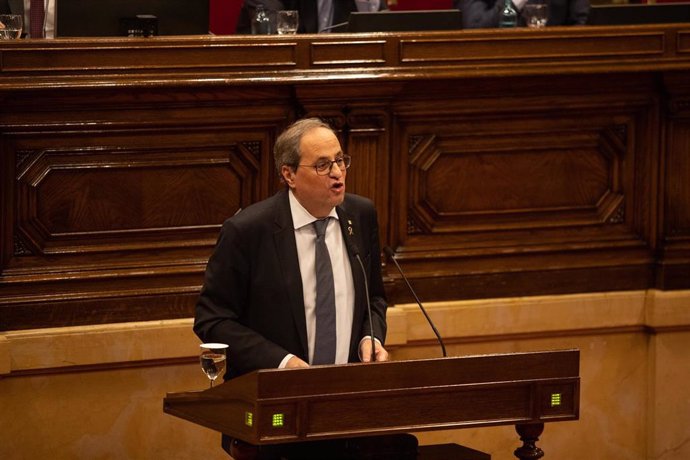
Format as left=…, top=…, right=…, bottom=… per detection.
left=281, top=165, right=296, bottom=188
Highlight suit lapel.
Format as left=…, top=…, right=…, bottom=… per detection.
left=273, top=190, right=309, bottom=359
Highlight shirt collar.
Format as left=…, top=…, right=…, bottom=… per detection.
left=288, top=189, right=339, bottom=230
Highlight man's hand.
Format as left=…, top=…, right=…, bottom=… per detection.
left=285, top=356, right=309, bottom=368
left=359, top=338, right=389, bottom=362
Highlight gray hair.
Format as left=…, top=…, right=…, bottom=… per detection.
left=274, top=118, right=334, bottom=176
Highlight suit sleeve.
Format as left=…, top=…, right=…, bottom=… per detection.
left=194, top=219, right=291, bottom=377
left=359, top=203, right=388, bottom=344
left=567, top=0, right=590, bottom=25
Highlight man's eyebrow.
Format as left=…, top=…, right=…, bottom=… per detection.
left=316, top=152, right=344, bottom=160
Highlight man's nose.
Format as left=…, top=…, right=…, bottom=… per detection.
left=329, top=161, right=343, bottom=178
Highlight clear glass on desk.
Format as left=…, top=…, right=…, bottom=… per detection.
left=0, top=14, right=23, bottom=39
left=200, top=343, right=228, bottom=388
left=277, top=10, right=299, bottom=35
left=499, top=0, right=518, bottom=28
left=523, top=0, right=549, bottom=28
left=251, top=5, right=272, bottom=35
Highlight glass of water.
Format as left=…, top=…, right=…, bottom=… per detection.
left=276, top=10, right=298, bottom=35
left=200, top=343, right=228, bottom=388
left=0, top=14, right=23, bottom=39
left=523, top=0, right=549, bottom=28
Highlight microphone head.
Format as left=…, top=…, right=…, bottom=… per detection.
left=346, top=236, right=360, bottom=257
left=383, top=246, right=395, bottom=259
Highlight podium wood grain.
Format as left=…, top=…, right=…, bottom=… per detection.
left=164, top=350, right=579, bottom=459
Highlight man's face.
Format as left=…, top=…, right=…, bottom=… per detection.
left=281, top=127, right=346, bottom=218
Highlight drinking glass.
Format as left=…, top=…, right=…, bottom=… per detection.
left=199, top=343, right=228, bottom=388
left=0, top=14, right=23, bottom=39
left=276, top=10, right=298, bottom=35
left=523, top=0, right=549, bottom=28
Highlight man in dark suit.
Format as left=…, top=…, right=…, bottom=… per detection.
left=237, top=0, right=386, bottom=34
left=456, top=0, right=589, bottom=28
left=195, top=118, right=388, bottom=380
left=194, top=118, right=389, bottom=458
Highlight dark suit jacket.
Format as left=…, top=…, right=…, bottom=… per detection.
left=457, top=0, right=589, bottom=28
left=0, top=0, right=23, bottom=14
left=194, top=189, right=388, bottom=380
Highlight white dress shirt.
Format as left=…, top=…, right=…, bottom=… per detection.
left=280, top=190, right=355, bottom=366
left=23, top=0, right=55, bottom=38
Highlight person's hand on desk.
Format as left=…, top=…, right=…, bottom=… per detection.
left=286, top=356, right=310, bottom=368
left=359, top=338, right=389, bottom=363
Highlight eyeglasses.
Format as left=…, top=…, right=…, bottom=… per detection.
left=298, top=154, right=351, bottom=176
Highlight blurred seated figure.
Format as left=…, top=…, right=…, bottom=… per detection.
left=0, top=0, right=55, bottom=38
left=455, top=0, right=589, bottom=28
left=237, top=0, right=387, bottom=34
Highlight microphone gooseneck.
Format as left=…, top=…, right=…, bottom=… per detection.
left=383, top=246, right=447, bottom=358
left=354, top=253, right=376, bottom=363
left=320, top=20, right=349, bottom=32
left=345, top=237, right=376, bottom=362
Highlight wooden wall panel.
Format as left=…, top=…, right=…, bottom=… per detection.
left=1, top=27, right=689, bottom=330
left=385, top=75, right=657, bottom=301
left=658, top=73, right=690, bottom=288
left=1, top=86, right=293, bottom=329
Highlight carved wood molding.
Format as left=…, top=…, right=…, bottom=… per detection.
left=2, top=26, right=690, bottom=87
left=14, top=144, right=256, bottom=255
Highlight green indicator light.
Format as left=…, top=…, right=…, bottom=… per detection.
left=245, top=412, right=253, bottom=427
left=272, top=413, right=284, bottom=427
left=551, top=393, right=562, bottom=407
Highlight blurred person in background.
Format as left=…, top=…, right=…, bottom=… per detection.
left=0, top=0, right=55, bottom=37
left=237, top=0, right=387, bottom=33
left=456, top=0, right=589, bottom=28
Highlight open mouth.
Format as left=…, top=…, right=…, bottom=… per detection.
left=332, top=181, right=344, bottom=191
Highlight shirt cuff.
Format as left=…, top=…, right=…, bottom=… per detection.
left=279, top=354, right=295, bottom=369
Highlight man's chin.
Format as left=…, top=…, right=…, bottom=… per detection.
left=331, top=194, right=345, bottom=207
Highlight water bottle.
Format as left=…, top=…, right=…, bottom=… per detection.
left=499, top=0, right=518, bottom=28
left=251, top=5, right=271, bottom=35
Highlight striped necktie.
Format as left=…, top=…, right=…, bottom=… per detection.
left=30, top=0, right=45, bottom=38
left=311, top=218, right=336, bottom=365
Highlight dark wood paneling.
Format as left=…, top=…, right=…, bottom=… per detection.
left=658, top=72, right=690, bottom=289
left=1, top=85, right=292, bottom=329
left=1, top=27, right=689, bottom=330
left=385, top=75, right=657, bottom=301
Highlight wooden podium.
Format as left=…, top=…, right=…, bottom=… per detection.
left=164, top=350, right=579, bottom=459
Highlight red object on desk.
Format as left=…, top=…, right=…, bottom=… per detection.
left=389, top=0, right=453, bottom=10
left=210, top=0, right=243, bottom=35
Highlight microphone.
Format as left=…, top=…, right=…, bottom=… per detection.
left=383, top=246, right=447, bottom=357
left=320, top=21, right=349, bottom=32
left=345, top=236, right=377, bottom=363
